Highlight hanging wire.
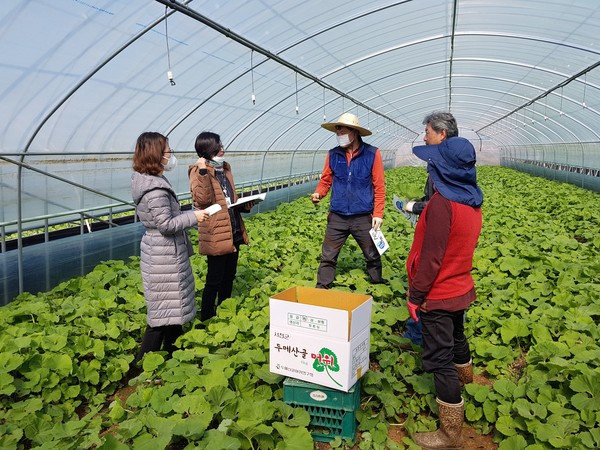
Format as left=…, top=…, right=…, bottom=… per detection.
left=544, top=96, right=548, bottom=121
left=559, top=87, right=564, bottom=116
left=295, top=72, right=299, bottom=114
left=164, top=6, right=176, bottom=86
left=322, top=87, right=326, bottom=122
left=250, top=50, right=256, bottom=105
left=582, top=73, right=587, bottom=108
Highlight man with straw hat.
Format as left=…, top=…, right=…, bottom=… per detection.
left=311, top=112, right=386, bottom=289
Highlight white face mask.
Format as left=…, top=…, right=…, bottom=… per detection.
left=212, top=155, right=225, bottom=164
left=162, top=154, right=178, bottom=171
left=336, top=133, right=353, bottom=148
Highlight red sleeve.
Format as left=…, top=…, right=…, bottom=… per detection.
left=372, top=149, right=386, bottom=218
left=411, top=194, right=452, bottom=296
left=315, top=152, right=332, bottom=197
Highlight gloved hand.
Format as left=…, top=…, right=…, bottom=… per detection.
left=310, top=193, right=321, bottom=205
left=371, top=217, right=383, bottom=231
left=394, top=198, right=406, bottom=211
left=407, top=300, right=420, bottom=322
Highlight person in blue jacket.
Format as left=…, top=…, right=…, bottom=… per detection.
left=310, top=113, right=386, bottom=289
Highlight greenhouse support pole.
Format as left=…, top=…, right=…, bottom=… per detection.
left=287, top=150, right=298, bottom=203
left=16, top=165, right=24, bottom=295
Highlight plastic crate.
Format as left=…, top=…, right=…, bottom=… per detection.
left=283, top=377, right=360, bottom=442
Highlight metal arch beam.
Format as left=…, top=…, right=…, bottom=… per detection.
left=342, top=58, right=600, bottom=124
left=21, top=3, right=192, bottom=157
left=407, top=82, right=595, bottom=142
left=451, top=94, right=572, bottom=144
left=317, top=32, right=600, bottom=82
left=13, top=3, right=192, bottom=296
left=487, top=115, right=552, bottom=148
left=276, top=1, right=414, bottom=54
left=438, top=102, right=549, bottom=146
left=350, top=67, right=600, bottom=142
left=478, top=59, right=600, bottom=133
left=163, top=2, right=419, bottom=139
left=231, top=81, right=416, bottom=153
left=452, top=100, right=556, bottom=144
left=448, top=0, right=459, bottom=111
left=156, top=0, right=414, bottom=134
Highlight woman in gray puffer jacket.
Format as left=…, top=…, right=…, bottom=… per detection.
left=131, top=132, right=209, bottom=368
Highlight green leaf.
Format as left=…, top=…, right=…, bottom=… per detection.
left=108, top=399, right=126, bottom=422
left=493, top=379, right=517, bottom=399
left=500, top=318, right=530, bottom=344
left=512, top=398, right=547, bottom=419
left=97, top=434, right=130, bottom=450
left=498, top=435, right=528, bottom=450
left=141, top=353, right=164, bottom=372
left=499, top=256, right=530, bottom=276
left=495, top=415, right=518, bottom=437
left=579, top=428, right=600, bottom=449
left=171, top=415, right=212, bottom=439
left=272, top=422, right=314, bottom=450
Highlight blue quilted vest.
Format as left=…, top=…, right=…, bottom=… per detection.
left=329, top=143, right=376, bottom=215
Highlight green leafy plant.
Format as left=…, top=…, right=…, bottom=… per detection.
left=0, top=166, right=598, bottom=449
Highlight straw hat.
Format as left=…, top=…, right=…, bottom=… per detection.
left=321, top=113, right=372, bottom=136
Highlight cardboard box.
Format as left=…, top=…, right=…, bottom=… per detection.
left=269, top=286, right=372, bottom=391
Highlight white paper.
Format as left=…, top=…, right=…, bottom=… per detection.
left=228, top=192, right=266, bottom=209
left=369, top=228, right=389, bottom=255
left=205, top=203, right=222, bottom=216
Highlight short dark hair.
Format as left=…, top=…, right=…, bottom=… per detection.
left=194, top=131, right=222, bottom=159
left=423, top=112, right=459, bottom=138
left=132, top=131, right=167, bottom=175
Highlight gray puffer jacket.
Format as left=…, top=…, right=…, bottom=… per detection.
left=132, top=172, right=198, bottom=327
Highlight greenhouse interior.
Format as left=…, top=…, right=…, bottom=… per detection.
left=0, top=0, right=599, bottom=448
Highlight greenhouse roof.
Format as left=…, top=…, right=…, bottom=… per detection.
left=1, top=0, right=599, bottom=156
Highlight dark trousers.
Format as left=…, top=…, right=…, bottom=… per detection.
left=316, top=212, right=382, bottom=289
left=421, top=309, right=471, bottom=404
left=134, top=324, right=183, bottom=365
left=201, top=249, right=240, bottom=321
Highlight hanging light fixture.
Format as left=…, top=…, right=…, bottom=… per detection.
left=164, top=6, right=175, bottom=86
left=250, top=50, right=256, bottom=105
left=295, top=72, right=299, bottom=114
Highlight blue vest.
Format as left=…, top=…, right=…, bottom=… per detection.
left=329, top=143, right=376, bottom=215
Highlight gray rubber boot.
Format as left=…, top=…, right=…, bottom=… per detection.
left=455, top=359, right=473, bottom=387
left=413, top=398, right=464, bottom=449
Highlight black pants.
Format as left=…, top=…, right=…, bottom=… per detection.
left=134, top=324, right=183, bottom=365
left=316, top=212, right=382, bottom=289
left=201, top=249, right=240, bottom=321
left=421, top=309, right=471, bottom=404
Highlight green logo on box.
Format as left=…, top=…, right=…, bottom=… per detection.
left=312, top=347, right=341, bottom=387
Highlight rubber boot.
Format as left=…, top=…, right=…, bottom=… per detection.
left=413, top=398, right=464, bottom=450
left=455, top=359, right=473, bottom=387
